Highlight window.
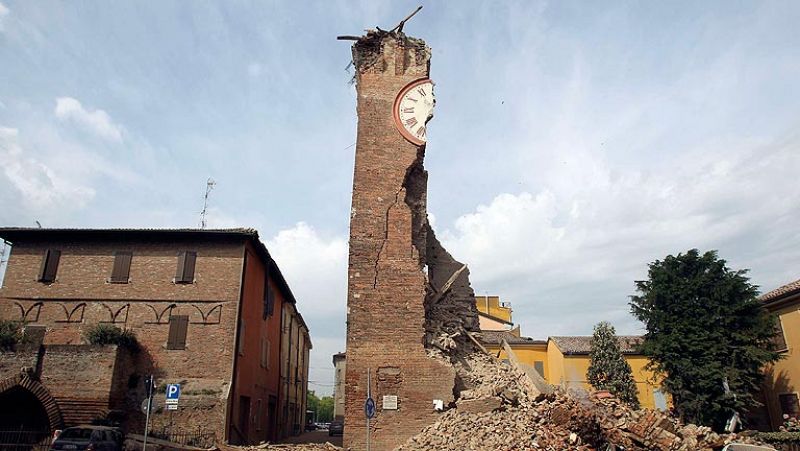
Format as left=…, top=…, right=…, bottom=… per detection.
left=238, top=320, right=246, bottom=356
left=110, top=251, right=132, bottom=283
left=175, top=251, right=197, bottom=283
left=38, top=249, right=61, bottom=283
left=780, top=393, right=800, bottom=418
left=255, top=399, right=262, bottom=430
left=263, top=278, right=275, bottom=319
left=261, top=338, right=271, bottom=369
left=654, top=389, right=668, bottom=411
left=166, top=315, right=189, bottom=350
left=773, top=318, right=788, bottom=352
left=533, top=361, right=545, bottom=378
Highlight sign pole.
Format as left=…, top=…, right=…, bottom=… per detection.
left=366, top=368, right=371, bottom=451
left=142, top=375, right=153, bottom=451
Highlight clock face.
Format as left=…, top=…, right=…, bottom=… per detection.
left=393, top=79, right=435, bottom=145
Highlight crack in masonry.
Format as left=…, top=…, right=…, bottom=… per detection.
left=372, top=186, right=404, bottom=289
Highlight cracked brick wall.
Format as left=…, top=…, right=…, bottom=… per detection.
left=343, top=32, right=480, bottom=451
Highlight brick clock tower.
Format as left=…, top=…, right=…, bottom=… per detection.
left=343, top=31, right=459, bottom=450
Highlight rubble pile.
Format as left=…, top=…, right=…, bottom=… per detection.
left=216, top=443, right=341, bottom=451
left=397, top=358, right=768, bottom=451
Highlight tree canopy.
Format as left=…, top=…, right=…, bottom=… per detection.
left=630, top=249, right=781, bottom=430
left=587, top=321, right=640, bottom=409
left=307, top=390, right=335, bottom=423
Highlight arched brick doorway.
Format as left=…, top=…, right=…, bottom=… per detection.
left=0, top=372, right=63, bottom=432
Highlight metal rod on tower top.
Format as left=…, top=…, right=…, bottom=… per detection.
left=390, top=6, right=423, bottom=33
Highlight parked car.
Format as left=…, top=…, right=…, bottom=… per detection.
left=51, top=425, right=123, bottom=451
left=328, top=419, right=344, bottom=437
left=305, top=422, right=318, bottom=431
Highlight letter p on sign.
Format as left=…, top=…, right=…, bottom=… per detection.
left=166, top=384, right=181, bottom=402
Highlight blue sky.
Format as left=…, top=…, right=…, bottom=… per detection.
left=1, top=1, right=799, bottom=395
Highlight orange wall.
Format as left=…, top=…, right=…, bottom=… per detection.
left=231, top=243, right=284, bottom=443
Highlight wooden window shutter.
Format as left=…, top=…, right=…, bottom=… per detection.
left=774, top=319, right=788, bottom=352
left=779, top=393, right=800, bottom=417
left=238, top=320, right=246, bottom=356
left=263, top=276, right=275, bottom=319
left=167, top=315, right=189, bottom=350
left=110, top=251, right=132, bottom=283
left=175, top=251, right=197, bottom=283
left=534, top=361, right=545, bottom=378
left=38, top=249, right=61, bottom=282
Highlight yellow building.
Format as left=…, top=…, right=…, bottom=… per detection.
left=546, top=336, right=667, bottom=410
left=475, top=295, right=514, bottom=331
left=759, top=278, right=800, bottom=430
left=475, top=296, right=667, bottom=410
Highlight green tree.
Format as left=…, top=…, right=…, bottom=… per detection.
left=306, top=391, right=335, bottom=422
left=630, top=249, right=781, bottom=430
left=317, top=396, right=334, bottom=422
left=307, top=390, right=321, bottom=421
left=587, top=321, right=640, bottom=409
left=84, top=324, right=140, bottom=353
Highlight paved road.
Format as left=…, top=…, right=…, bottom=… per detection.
left=279, top=430, right=342, bottom=447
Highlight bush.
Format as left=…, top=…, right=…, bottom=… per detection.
left=0, top=320, right=22, bottom=350
left=84, top=324, right=140, bottom=353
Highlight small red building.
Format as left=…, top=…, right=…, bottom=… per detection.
left=0, top=228, right=311, bottom=445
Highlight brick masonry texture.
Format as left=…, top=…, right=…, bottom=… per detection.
left=0, top=231, right=307, bottom=445
left=0, top=238, right=242, bottom=438
left=344, top=32, right=457, bottom=451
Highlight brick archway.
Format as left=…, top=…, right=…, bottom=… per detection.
left=0, top=372, right=63, bottom=430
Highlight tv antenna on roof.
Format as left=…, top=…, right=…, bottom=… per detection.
left=199, top=178, right=216, bottom=229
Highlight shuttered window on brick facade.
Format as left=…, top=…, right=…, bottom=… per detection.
left=260, top=338, right=270, bottom=368
left=167, top=315, right=189, bottom=350
left=175, top=251, right=197, bottom=283
left=110, top=251, right=132, bottom=283
left=38, top=249, right=61, bottom=283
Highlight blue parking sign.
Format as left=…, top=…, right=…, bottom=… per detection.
left=166, top=384, right=181, bottom=402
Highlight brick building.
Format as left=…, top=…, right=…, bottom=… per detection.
left=0, top=228, right=310, bottom=445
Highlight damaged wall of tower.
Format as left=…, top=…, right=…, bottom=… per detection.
left=343, top=31, right=466, bottom=451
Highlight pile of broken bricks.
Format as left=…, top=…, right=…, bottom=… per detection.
left=395, top=350, right=770, bottom=451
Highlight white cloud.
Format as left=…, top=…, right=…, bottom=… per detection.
left=54, top=97, right=124, bottom=142
left=247, top=62, right=262, bottom=78
left=440, top=134, right=800, bottom=338
left=267, top=222, right=348, bottom=317
left=0, top=126, right=95, bottom=209
left=0, top=2, right=8, bottom=32
left=266, top=222, right=348, bottom=395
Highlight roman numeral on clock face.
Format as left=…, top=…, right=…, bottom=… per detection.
left=405, top=117, right=418, bottom=127
left=402, top=107, right=414, bottom=114
left=416, top=127, right=426, bottom=138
